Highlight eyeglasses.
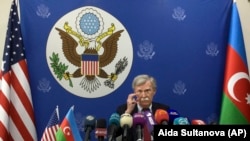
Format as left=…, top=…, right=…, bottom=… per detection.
left=135, top=89, right=152, bottom=95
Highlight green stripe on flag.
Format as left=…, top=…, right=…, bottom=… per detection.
left=55, top=128, right=66, bottom=141
left=220, top=93, right=248, bottom=124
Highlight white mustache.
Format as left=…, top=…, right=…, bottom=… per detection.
left=141, top=97, right=149, bottom=101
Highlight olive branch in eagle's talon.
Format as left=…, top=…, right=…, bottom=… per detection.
left=49, top=52, right=73, bottom=87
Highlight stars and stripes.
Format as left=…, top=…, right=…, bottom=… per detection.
left=41, top=106, right=60, bottom=141
left=0, top=0, right=37, bottom=140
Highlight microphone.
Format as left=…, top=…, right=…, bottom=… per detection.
left=154, top=109, right=169, bottom=125
left=133, top=113, right=146, bottom=141
left=191, top=119, right=206, bottom=125
left=173, top=117, right=190, bottom=125
left=95, top=118, right=107, bottom=141
left=120, top=113, right=133, bottom=141
left=108, top=113, right=120, bottom=141
left=84, top=115, right=96, bottom=141
left=143, top=110, right=156, bottom=136
left=167, top=109, right=180, bottom=125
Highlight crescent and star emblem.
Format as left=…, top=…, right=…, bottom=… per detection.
left=63, top=126, right=71, bottom=136
left=227, top=72, right=250, bottom=102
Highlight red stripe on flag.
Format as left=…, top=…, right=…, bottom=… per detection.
left=224, top=45, right=250, bottom=121
left=0, top=88, right=10, bottom=114
left=41, top=125, right=59, bottom=141
left=10, top=102, right=34, bottom=140
left=0, top=121, right=8, bottom=141
left=11, top=62, right=36, bottom=122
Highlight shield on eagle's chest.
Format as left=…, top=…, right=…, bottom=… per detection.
left=81, top=54, right=100, bottom=75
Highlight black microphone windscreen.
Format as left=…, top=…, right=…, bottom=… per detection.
left=84, top=115, right=96, bottom=131
left=84, top=115, right=96, bottom=141
left=96, top=118, right=107, bottom=128
left=95, top=118, right=107, bottom=139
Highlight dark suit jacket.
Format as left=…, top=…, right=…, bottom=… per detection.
left=115, top=102, right=170, bottom=141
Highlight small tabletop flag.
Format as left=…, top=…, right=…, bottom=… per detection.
left=41, top=106, right=60, bottom=141
left=56, top=106, right=82, bottom=141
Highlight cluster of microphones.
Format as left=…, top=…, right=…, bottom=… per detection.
left=83, top=109, right=212, bottom=141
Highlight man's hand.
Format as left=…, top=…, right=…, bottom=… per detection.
left=125, top=93, right=138, bottom=114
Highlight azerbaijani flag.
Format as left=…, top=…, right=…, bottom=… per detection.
left=55, top=106, right=82, bottom=141
left=219, top=1, right=250, bottom=124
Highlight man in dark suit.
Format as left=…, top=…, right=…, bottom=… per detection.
left=115, top=74, right=170, bottom=141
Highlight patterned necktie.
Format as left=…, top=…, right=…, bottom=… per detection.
left=142, top=108, right=151, bottom=141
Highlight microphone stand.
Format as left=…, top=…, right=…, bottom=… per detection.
left=136, top=125, right=142, bottom=141
left=98, top=136, right=104, bottom=141
left=84, top=128, right=91, bottom=141
left=122, top=124, right=129, bottom=141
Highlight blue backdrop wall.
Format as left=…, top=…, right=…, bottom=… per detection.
left=19, top=0, right=232, bottom=140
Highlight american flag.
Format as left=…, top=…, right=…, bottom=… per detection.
left=81, top=54, right=100, bottom=75
left=0, top=0, right=37, bottom=140
left=41, top=106, right=60, bottom=141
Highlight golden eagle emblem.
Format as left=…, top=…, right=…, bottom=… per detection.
left=50, top=22, right=128, bottom=93
left=48, top=7, right=132, bottom=96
